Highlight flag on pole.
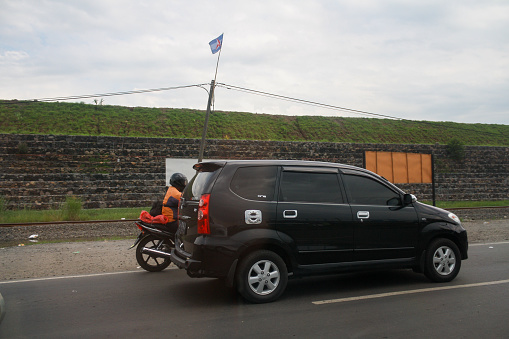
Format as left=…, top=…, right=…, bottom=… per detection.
left=209, top=34, right=223, bottom=54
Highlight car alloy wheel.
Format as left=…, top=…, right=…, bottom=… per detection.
left=433, top=245, right=456, bottom=276
left=236, top=250, right=288, bottom=303
left=424, top=238, right=461, bottom=282
left=248, top=259, right=281, bottom=295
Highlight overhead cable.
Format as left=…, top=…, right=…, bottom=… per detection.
left=24, top=84, right=210, bottom=102
left=216, top=83, right=402, bottom=120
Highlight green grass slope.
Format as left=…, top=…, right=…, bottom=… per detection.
left=1, top=100, right=507, bottom=145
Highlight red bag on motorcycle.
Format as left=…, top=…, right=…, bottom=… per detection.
left=152, top=214, right=169, bottom=224
left=139, top=210, right=153, bottom=223
left=139, top=210, right=169, bottom=224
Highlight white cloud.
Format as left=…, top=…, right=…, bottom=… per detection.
left=0, top=50, right=29, bottom=61
left=0, top=0, right=508, bottom=124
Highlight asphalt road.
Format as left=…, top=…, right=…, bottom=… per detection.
left=0, top=242, right=508, bottom=338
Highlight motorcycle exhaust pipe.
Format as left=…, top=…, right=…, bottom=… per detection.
left=142, top=247, right=172, bottom=259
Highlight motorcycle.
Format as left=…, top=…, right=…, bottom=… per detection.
left=130, top=220, right=175, bottom=272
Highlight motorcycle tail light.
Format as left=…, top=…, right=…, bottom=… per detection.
left=197, top=194, right=210, bottom=234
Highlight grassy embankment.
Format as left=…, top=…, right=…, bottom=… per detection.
left=1, top=100, right=508, bottom=145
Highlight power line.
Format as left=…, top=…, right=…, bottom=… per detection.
left=216, top=83, right=402, bottom=120
left=3, top=81, right=401, bottom=120
left=10, top=84, right=210, bottom=103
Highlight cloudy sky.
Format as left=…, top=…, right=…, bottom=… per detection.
left=1, top=0, right=508, bottom=124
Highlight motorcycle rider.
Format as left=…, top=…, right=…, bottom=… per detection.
left=162, top=172, right=188, bottom=233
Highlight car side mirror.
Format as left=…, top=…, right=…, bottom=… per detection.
left=403, top=194, right=416, bottom=205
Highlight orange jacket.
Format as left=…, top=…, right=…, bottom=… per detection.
left=162, top=186, right=181, bottom=223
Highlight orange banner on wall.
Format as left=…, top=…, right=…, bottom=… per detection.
left=365, top=151, right=432, bottom=184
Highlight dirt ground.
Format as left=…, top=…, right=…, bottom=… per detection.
left=0, top=219, right=508, bottom=281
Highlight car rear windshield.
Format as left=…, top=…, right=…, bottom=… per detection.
left=185, top=165, right=222, bottom=201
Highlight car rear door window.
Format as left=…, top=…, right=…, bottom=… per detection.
left=230, top=166, right=278, bottom=201
left=279, top=171, right=343, bottom=203
left=343, top=174, right=401, bottom=205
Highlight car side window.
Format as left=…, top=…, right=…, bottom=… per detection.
left=230, top=166, right=278, bottom=201
left=343, top=174, right=401, bottom=206
left=279, top=171, right=343, bottom=203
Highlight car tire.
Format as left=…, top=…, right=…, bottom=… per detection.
left=236, top=250, right=288, bottom=303
left=424, top=238, right=461, bottom=282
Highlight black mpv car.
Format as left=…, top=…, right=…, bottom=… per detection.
left=170, top=160, right=468, bottom=303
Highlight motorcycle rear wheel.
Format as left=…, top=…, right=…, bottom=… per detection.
left=136, top=235, right=173, bottom=272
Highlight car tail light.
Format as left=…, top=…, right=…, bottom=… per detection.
left=197, top=194, right=210, bottom=234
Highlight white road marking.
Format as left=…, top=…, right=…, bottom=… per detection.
left=470, top=241, right=509, bottom=246
left=312, top=279, right=509, bottom=305
left=0, top=270, right=141, bottom=284
left=0, top=265, right=181, bottom=285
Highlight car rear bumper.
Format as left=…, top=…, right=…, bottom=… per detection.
left=170, top=249, right=203, bottom=273
left=170, top=240, right=238, bottom=279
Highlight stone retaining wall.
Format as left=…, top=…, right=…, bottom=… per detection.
left=0, top=134, right=507, bottom=209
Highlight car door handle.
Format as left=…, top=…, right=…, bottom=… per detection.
left=357, top=211, right=370, bottom=219
left=283, top=210, right=298, bottom=219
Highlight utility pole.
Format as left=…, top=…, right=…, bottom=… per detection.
left=198, top=33, right=223, bottom=163
left=198, top=80, right=215, bottom=163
